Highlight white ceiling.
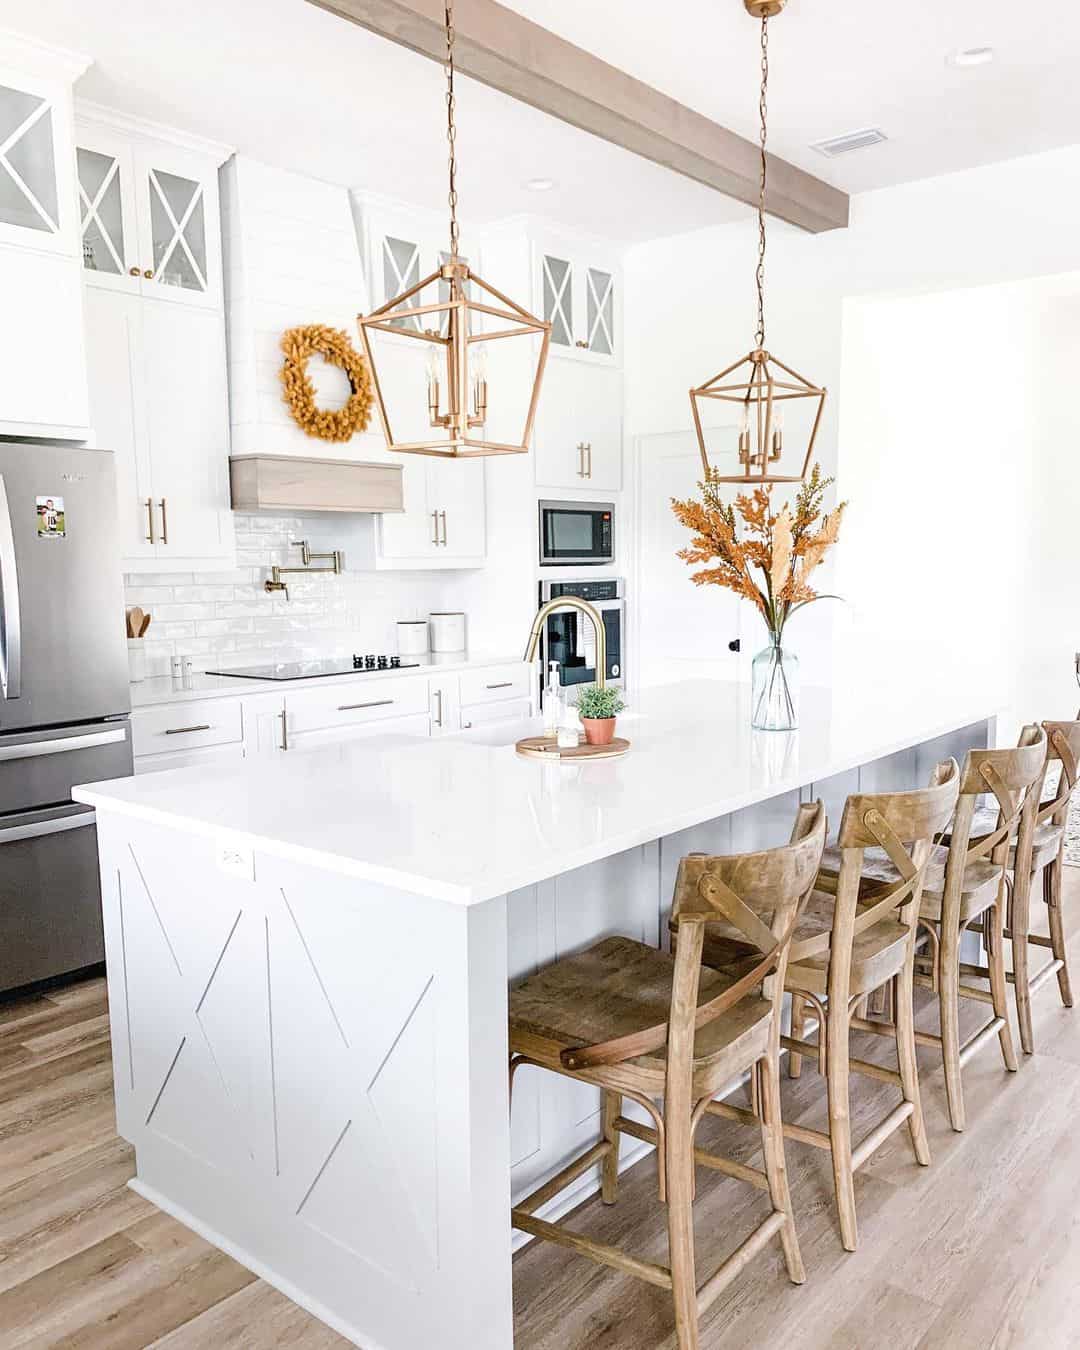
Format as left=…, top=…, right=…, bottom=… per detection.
left=11, top=0, right=1080, bottom=243
left=500, top=0, right=1080, bottom=195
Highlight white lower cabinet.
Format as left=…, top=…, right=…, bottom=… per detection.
left=134, top=743, right=245, bottom=776
left=460, top=697, right=531, bottom=731
left=133, top=665, right=534, bottom=771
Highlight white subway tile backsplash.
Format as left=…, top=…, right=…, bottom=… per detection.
left=125, top=512, right=450, bottom=672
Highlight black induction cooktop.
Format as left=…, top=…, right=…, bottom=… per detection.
left=205, top=655, right=420, bottom=681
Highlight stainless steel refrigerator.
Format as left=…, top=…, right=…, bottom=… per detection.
left=0, top=442, right=132, bottom=994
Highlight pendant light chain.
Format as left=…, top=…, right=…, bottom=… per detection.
left=755, top=14, right=769, bottom=349
left=445, top=0, right=461, bottom=260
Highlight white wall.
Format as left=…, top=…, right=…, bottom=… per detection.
left=624, top=143, right=1080, bottom=726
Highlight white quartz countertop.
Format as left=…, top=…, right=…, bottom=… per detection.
left=76, top=674, right=1001, bottom=906
left=128, top=651, right=526, bottom=708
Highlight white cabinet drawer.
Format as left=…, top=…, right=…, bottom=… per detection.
left=459, top=666, right=532, bottom=708
left=134, top=743, right=246, bottom=775
left=285, top=676, right=429, bottom=735
left=132, top=698, right=243, bottom=756
left=460, top=697, right=532, bottom=731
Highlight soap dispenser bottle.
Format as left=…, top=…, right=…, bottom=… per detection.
left=544, top=660, right=563, bottom=736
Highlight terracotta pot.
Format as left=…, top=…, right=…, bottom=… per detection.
left=581, top=716, right=617, bottom=747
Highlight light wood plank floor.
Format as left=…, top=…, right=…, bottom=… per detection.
left=2, top=875, right=1079, bottom=1348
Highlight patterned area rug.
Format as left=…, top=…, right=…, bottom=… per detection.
left=1066, top=796, right=1080, bottom=867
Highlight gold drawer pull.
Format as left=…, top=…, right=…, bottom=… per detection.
left=164, top=724, right=211, bottom=735
left=486, top=682, right=514, bottom=690
left=338, top=699, right=394, bottom=711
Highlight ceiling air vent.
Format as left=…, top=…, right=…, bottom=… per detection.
left=811, top=128, right=888, bottom=158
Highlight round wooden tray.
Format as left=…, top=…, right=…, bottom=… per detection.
left=515, top=735, right=631, bottom=762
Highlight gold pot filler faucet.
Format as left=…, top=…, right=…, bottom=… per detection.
left=524, top=596, right=607, bottom=691
left=264, top=540, right=344, bottom=603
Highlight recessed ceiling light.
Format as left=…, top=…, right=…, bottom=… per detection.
left=524, top=177, right=556, bottom=192
left=947, top=46, right=994, bottom=68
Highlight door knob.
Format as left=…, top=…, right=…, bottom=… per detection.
left=728, top=639, right=741, bottom=653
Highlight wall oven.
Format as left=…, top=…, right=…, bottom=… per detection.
left=539, top=500, right=615, bottom=567
left=538, top=579, right=625, bottom=704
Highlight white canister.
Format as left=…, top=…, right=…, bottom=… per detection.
left=127, top=638, right=146, bottom=683
left=429, top=611, right=466, bottom=653
left=396, top=620, right=430, bottom=657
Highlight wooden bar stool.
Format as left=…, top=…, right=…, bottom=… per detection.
left=817, top=730, right=1045, bottom=1132
left=699, top=762, right=960, bottom=1252
left=1002, top=719, right=1080, bottom=1052
left=508, top=802, right=826, bottom=1350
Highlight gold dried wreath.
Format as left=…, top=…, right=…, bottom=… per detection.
left=279, top=324, right=373, bottom=443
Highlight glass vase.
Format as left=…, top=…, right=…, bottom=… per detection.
left=751, top=634, right=799, bottom=731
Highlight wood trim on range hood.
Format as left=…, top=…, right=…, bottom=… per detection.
left=306, top=0, right=849, bottom=234
left=229, top=455, right=405, bottom=514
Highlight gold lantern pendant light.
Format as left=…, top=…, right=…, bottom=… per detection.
left=689, top=0, right=826, bottom=484
left=357, top=1, right=551, bottom=458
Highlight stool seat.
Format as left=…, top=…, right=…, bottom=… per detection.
left=817, top=843, right=1004, bottom=924
left=964, top=809, right=1065, bottom=874
left=699, top=889, right=909, bottom=998
left=510, top=935, right=772, bottom=1097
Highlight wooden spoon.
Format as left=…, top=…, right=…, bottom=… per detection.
left=137, top=613, right=151, bottom=638
left=128, top=606, right=144, bottom=639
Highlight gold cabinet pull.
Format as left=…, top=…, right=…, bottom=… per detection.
left=576, top=442, right=588, bottom=478
left=144, top=498, right=156, bottom=544
left=164, top=724, right=211, bottom=735
left=585, top=443, right=593, bottom=478
left=143, top=269, right=154, bottom=279
left=129, top=266, right=141, bottom=277
left=575, top=339, right=589, bottom=348
left=158, top=498, right=168, bottom=544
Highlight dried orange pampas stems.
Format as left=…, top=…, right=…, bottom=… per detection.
left=671, top=463, right=846, bottom=638
left=280, top=324, right=373, bottom=443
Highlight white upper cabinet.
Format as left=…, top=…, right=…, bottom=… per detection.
left=533, top=358, right=623, bottom=493
left=351, top=195, right=488, bottom=570
left=535, top=235, right=620, bottom=367
left=76, top=108, right=224, bottom=309
left=77, top=106, right=233, bottom=570
left=0, top=39, right=90, bottom=440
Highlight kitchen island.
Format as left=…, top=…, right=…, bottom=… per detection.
left=74, top=676, right=998, bottom=1350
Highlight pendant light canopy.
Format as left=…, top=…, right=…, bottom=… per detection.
left=358, top=2, right=551, bottom=458
left=689, top=0, right=826, bottom=484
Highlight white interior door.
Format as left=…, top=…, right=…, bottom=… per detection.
left=634, top=429, right=746, bottom=690
left=83, top=286, right=156, bottom=561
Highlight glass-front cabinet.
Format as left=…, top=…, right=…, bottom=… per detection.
left=536, top=238, right=620, bottom=365
left=75, top=110, right=225, bottom=308
left=0, top=60, right=81, bottom=255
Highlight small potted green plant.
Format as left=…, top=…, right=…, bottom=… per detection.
left=575, top=684, right=626, bottom=747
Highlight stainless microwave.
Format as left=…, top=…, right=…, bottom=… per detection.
left=538, top=500, right=615, bottom=567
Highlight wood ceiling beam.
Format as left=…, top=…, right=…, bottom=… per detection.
left=305, top=0, right=849, bottom=234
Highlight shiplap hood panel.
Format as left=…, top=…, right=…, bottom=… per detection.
left=229, top=455, right=403, bottom=513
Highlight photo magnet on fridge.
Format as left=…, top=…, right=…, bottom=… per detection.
left=36, top=496, right=66, bottom=538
